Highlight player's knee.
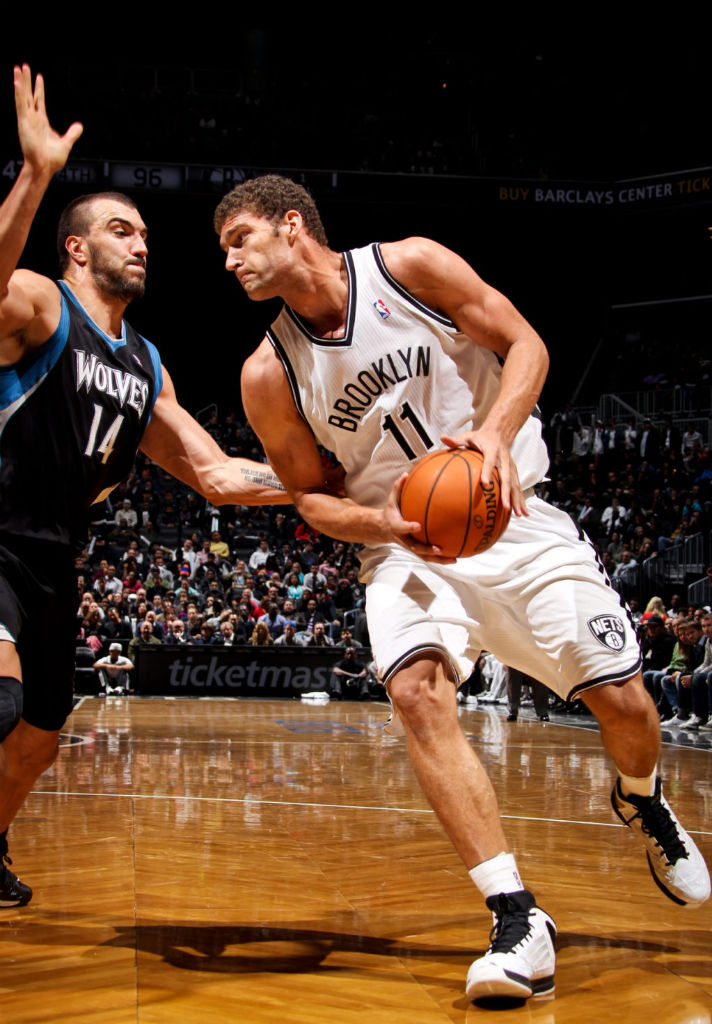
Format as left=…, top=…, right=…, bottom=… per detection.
left=0, top=676, right=23, bottom=743
left=11, top=732, right=59, bottom=778
left=389, top=663, right=453, bottom=722
left=585, top=674, right=654, bottom=727
left=31, top=740, right=60, bottom=775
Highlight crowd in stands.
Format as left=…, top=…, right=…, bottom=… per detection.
left=75, top=403, right=711, bottom=710
left=76, top=417, right=371, bottom=693
left=640, top=603, right=712, bottom=732
left=588, top=324, right=711, bottom=406
left=544, top=406, right=711, bottom=571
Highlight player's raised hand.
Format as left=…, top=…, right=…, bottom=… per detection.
left=441, top=429, right=528, bottom=517
left=13, top=64, right=83, bottom=178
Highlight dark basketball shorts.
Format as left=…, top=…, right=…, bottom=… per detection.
left=0, top=535, right=78, bottom=731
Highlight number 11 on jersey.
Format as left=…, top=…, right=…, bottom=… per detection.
left=382, top=401, right=434, bottom=460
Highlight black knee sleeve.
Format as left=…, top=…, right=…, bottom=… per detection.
left=0, top=676, right=23, bottom=743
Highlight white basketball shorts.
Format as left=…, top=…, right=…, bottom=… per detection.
left=359, top=496, right=641, bottom=702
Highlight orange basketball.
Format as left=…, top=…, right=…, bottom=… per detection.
left=399, top=448, right=511, bottom=558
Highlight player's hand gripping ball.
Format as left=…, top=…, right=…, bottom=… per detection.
left=399, top=448, right=511, bottom=558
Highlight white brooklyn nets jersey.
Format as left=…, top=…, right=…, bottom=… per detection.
left=267, top=243, right=549, bottom=508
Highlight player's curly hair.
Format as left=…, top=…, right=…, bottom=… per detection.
left=57, top=192, right=139, bottom=272
left=213, top=175, right=328, bottom=246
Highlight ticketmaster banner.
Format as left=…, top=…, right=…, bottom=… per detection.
left=134, top=645, right=363, bottom=697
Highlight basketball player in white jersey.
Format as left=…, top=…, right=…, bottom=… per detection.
left=215, top=175, right=709, bottom=1002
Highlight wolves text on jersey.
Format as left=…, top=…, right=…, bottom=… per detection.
left=74, top=350, right=149, bottom=417
left=328, top=345, right=431, bottom=433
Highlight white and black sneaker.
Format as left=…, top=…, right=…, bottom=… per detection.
left=666, top=713, right=690, bottom=727
left=611, top=778, right=710, bottom=907
left=683, top=716, right=708, bottom=731
left=466, top=890, right=556, bottom=1001
left=0, top=836, right=32, bottom=908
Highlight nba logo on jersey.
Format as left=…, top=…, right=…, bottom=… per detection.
left=373, top=299, right=391, bottom=319
left=587, top=614, right=626, bottom=652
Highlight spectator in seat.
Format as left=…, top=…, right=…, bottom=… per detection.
left=93, top=643, right=134, bottom=696
left=128, top=621, right=162, bottom=663
left=218, top=621, right=238, bottom=646
left=601, top=497, right=627, bottom=536
left=166, top=620, right=191, bottom=645
left=681, top=427, right=704, bottom=471
left=661, top=620, right=705, bottom=724
left=260, top=603, right=287, bottom=640
left=249, top=537, right=271, bottom=572
left=336, top=627, right=363, bottom=649
left=114, top=498, right=138, bottom=532
left=306, top=621, right=334, bottom=648
left=250, top=621, right=273, bottom=646
left=275, top=622, right=305, bottom=647
left=686, top=614, right=712, bottom=729
left=330, top=647, right=371, bottom=701
left=194, top=623, right=219, bottom=646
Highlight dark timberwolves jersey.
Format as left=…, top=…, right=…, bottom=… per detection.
left=0, top=281, right=162, bottom=546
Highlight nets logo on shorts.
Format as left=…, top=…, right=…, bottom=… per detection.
left=587, top=614, right=626, bottom=652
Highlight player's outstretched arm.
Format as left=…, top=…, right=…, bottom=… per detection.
left=0, top=65, right=82, bottom=347
left=380, top=237, right=549, bottom=516
left=242, top=339, right=455, bottom=563
left=139, top=366, right=291, bottom=506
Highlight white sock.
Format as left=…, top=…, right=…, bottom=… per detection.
left=469, top=852, right=525, bottom=899
left=618, top=767, right=657, bottom=798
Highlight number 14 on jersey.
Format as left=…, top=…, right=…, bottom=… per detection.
left=85, top=404, right=125, bottom=464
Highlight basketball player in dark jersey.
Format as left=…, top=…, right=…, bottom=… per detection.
left=0, top=66, right=288, bottom=908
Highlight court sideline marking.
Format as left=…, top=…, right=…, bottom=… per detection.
left=28, top=787, right=712, bottom=837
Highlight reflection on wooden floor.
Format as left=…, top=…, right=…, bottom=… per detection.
left=1, top=697, right=711, bottom=1023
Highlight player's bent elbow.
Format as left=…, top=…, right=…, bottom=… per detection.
left=200, top=476, right=231, bottom=506
left=176, top=462, right=225, bottom=505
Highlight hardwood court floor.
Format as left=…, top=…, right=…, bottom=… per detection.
left=1, top=698, right=711, bottom=1023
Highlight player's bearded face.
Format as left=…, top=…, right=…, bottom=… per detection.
left=87, top=241, right=146, bottom=300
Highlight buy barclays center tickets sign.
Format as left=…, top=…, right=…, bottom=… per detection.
left=4, top=158, right=708, bottom=211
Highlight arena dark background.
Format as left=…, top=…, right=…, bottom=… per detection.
left=2, top=34, right=709, bottom=421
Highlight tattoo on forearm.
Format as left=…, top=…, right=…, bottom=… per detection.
left=240, top=467, right=286, bottom=491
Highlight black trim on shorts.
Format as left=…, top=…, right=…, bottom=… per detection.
left=566, top=653, right=643, bottom=702
left=381, top=644, right=462, bottom=686
left=573, top=516, right=639, bottom=638
left=563, top=519, right=643, bottom=701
